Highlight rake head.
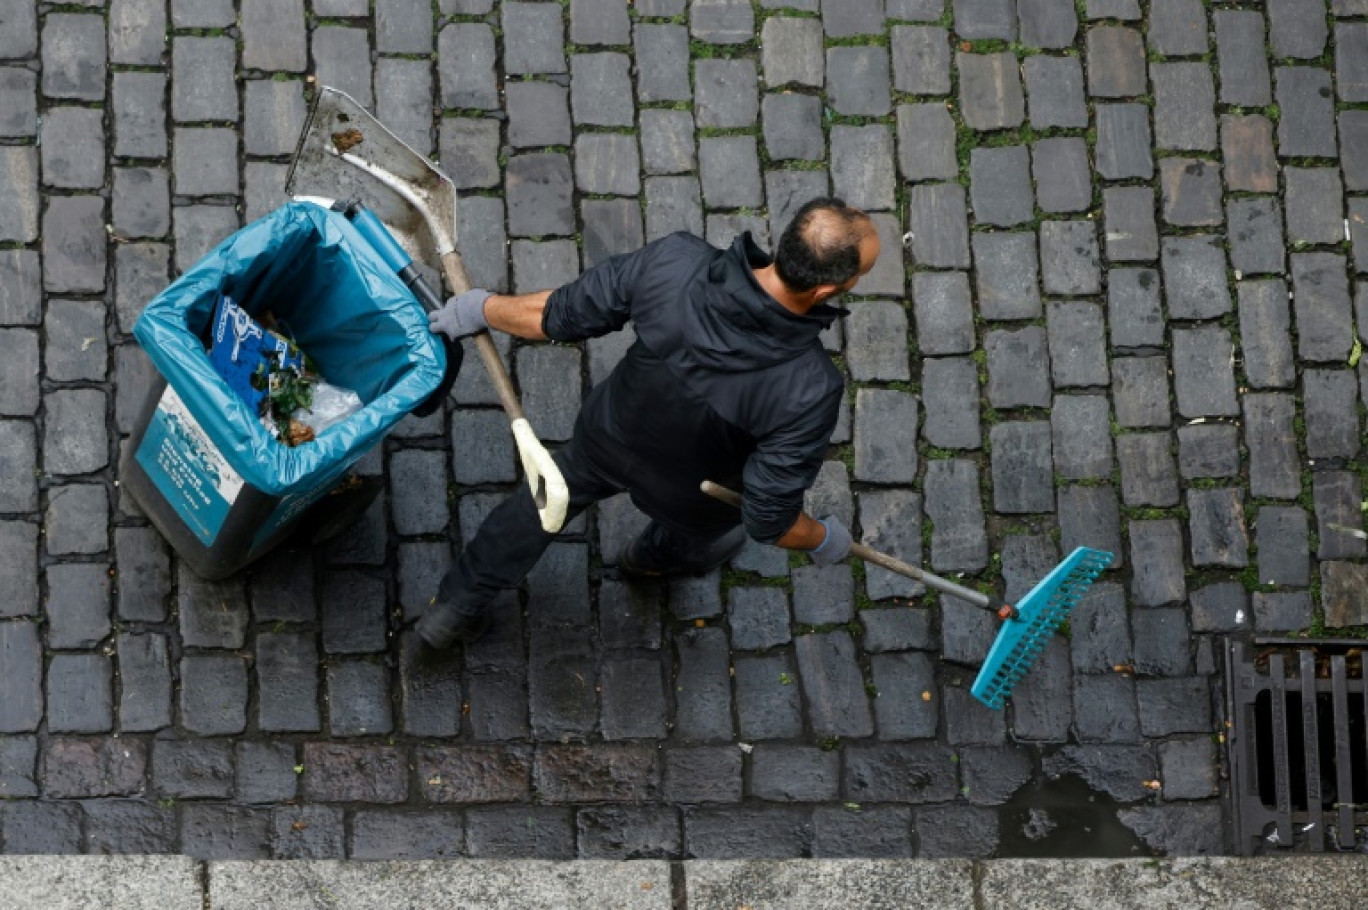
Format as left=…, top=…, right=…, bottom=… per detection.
left=970, top=546, right=1114, bottom=709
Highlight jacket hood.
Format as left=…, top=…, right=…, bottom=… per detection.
left=684, top=232, right=846, bottom=372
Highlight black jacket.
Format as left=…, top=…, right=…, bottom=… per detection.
left=542, top=232, right=845, bottom=544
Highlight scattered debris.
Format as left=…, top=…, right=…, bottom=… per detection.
left=332, top=128, right=364, bottom=153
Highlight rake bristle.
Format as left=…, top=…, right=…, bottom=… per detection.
left=971, top=547, right=1114, bottom=709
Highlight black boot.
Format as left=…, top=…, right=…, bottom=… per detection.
left=416, top=595, right=490, bottom=649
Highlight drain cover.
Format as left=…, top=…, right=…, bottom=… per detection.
left=1225, top=638, right=1368, bottom=854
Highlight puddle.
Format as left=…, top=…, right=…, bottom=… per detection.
left=996, top=774, right=1155, bottom=858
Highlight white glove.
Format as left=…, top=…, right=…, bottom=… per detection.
left=429, top=288, right=492, bottom=340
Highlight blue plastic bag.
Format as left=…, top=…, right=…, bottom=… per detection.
left=133, top=201, right=445, bottom=498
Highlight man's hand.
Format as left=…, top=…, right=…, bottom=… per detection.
left=429, top=288, right=493, bottom=340
left=809, top=515, right=853, bottom=566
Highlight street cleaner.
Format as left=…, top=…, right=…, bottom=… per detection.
left=418, top=198, right=881, bottom=649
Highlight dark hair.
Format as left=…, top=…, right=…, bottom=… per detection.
left=773, top=197, right=871, bottom=292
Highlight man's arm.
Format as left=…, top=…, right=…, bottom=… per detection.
left=484, top=290, right=551, bottom=340
left=775, top=512, right=827, bottom=550
left=739, top=381, right=844, bottom=549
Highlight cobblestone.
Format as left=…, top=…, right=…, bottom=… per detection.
left=733, top=655, right=803, bottom=741
left=1303, top=369, right=1361, bottom=459
left=1152, top=63, right=1217, bottom=152
left=0, top=0, right=1329, bottom=860
left=897, top=104, right=958, bottom=182
left=853, top=388, right=918, bottom=484
left=1034, top=139, right=1091, bottom=214
left=1270, top=0, right=1328, bottom=59
left=957, top=52, right=1024, bottom=130
left=1285, top=168, right=1345, bottom=244
left=41, top=13, right=106, bottom=102
left=1341, top=111, right=1368, bottom=191
left=1239, top=280, right=1295, bottom=388
left=1292, top=253, right=1354, bottom=363
left=1058, top=485, right=1123, bottom=569
left=1216, top=11, right=1272, bottom=106
left=1276, top=67, right=1338, bottom=159
left=925, top=460, right=988, bottom=573
left=1117, top=433, right=1180, bottom=507
left=970, top=147, right=1032, bottom=228
left=921, top=358, right=980, bottom=452
left=974, top=232, right=1041, bottom=320
left=1257, top=506, right=1311, bottom=587
left=1095, top=104, right=1153, bottom=180
left=1244, top=393, right=1302, bottom=501
left=761, top=17, right=823, bottom=89
left=1040, top=220, right=1101, bottom=296
left=1105, top=269, right=1160, bottom=344
left=45, top=483, right=108, bottom=555
left=1051, top=395, right=1112, bottom=480
left=1162, top=236, right=1231, bottom=320
left=1023, top=55, right=1087, bottom=129
left=990, top=327, right=1050, bottom=407
left=1178, top=424, right=1240, bottom=480
left=1222, top=115, right=1278, bottom=193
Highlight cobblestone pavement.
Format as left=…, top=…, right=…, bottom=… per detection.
left=2, top=0, right=1368, bottom=862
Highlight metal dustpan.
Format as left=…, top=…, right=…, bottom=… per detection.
left=286, top=86, right=457, bottom=270
left=286, top=86, right=569, bottom=534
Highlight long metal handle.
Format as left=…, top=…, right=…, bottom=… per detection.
left=700, top=481, right=1013, bottom=618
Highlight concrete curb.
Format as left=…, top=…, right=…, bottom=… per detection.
left=1, top=856, right=1365, bottom=909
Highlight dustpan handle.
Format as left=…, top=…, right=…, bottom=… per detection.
left=440, top=251, right=525, bottom=423
left=699, top=481, right=1013, bottom=619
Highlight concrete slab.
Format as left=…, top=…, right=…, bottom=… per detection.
left=684, top=860, right=975, bottom=910
left=0, top=856, right=201, bottom=910
left=208, top=859, right=673, bottom=909
left=980, top=857, right=1368, bottom=909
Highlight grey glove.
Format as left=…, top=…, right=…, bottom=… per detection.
left=809, top=515, right=853, bottom=567
left=429, top=288, right=492, bottom=340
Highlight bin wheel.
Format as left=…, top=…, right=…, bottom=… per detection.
left=290, top=475, right=385, bottom=545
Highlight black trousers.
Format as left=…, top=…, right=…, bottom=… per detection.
left=437, top=434, right=743, bottom=611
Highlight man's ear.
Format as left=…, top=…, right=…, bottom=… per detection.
left=811, top=283, right=849, bottom=306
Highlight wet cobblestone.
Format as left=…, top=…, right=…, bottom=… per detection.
left=3, top=0, right=1364, bottom=862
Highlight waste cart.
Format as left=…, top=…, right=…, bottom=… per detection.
left=119, top=200, right=450, bottom=580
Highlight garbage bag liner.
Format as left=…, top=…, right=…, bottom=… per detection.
left=133, top=201, right=445, bottom=496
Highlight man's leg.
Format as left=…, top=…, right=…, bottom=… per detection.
left=618, top=520, right=748, bottom=578
left=419, top=442, right=621, bottom=648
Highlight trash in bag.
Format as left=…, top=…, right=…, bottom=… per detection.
left=295, top=381, right=363, bottom=436
left=206, top=292, right=364, bottom=447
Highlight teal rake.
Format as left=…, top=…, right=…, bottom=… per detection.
left=699, top=482, right=1113, bottom=710
left=970, top=546, right=1113, bottom=709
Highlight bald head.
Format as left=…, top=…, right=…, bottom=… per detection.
left=774, top=198, right=876, bottom=293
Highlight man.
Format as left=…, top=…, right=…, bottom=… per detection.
left=420, top=197, right=880, bottom=648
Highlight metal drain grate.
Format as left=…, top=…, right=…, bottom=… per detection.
left=1225, top=639, right=1368, bottom=854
